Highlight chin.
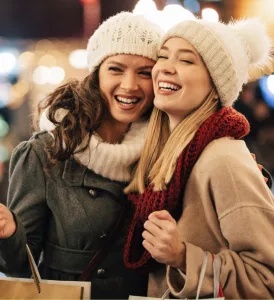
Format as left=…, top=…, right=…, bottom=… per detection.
left=154, top=102, right=169, bottom=114
left=114, top=114, right=139, bottom=125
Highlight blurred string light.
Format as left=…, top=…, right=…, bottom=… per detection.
left=38, top=54, right=57, bottom=67
left=133, top=0, right=159, bottom=24
left=33, top=66, right=50, bottom=85
left=162, top=4, right=195, bottom=30
left=267, top=75, right=274, bottom=94
left=10, top=80, right=29, bottom=99
left=0, top=51, right=17, bottom=75
left=133, top=0, right=157, bottom=15
left=0, top=82, right=11, bottom=108
left=32, top=66, right=65, bottom=85
left=7, top=80, right=30, bottom=109
left=201, top=8, right=219, bottom=22
left=35, top=39, right=53, bottom=51
left=133, top=0, right=195, bottom=31
left=183, top=0, right=200, bottom=14
left=0, top=115, right=9, bottom=137
left=0, top=145, right=9, bottom=162
left=259, top=75, right=274, bottom=108
left=18, top=51, right=36, bottom=70
left=48, top=66, right=65, bottom=84
left=69, top=49, right=88, bottom=69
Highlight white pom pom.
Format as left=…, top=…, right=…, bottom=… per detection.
left=229, top=18, right=272, bottom=66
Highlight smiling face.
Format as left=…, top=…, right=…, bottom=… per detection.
left=98, top=54, right=155, bottom=125
left=152, top=37, right=213, bottom=129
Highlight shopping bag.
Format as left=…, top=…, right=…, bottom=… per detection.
left=0, top=245, right=91, bottom=299
left=129, top=252, right=224, bottom=300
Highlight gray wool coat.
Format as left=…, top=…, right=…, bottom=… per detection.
left=0, top=131, right=147, bottom=299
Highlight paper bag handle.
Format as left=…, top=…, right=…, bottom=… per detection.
left=26, top=244, right=41, bottom=293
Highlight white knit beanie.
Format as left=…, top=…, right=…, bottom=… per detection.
left=160, top=18, right=272, bottom=106
left=87, top=11, right=164, bottom=73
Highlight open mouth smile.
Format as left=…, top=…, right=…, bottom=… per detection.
left=158, top=81, right=181, bottom=92
left=115, top=95, right=141, bottom=105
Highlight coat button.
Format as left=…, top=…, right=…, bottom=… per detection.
left=88, top=189, right=97, bottom=197
left=96, top=268, right=106, bottom=278
left=100, top=232, right=107, bottom=239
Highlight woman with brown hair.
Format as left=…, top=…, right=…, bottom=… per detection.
left=0, top=12, right=163, bottom=298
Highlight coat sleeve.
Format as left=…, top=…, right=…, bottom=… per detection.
left=166, top=142, right=274, bottom=299
left=0, top=140, right=49, bottom=277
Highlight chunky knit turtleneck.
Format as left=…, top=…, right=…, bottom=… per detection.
left=39, top=109, right=147, bottom=182
left=123, top=107, right=250, bottom=271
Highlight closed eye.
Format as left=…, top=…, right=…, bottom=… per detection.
left=180, top=60, right=193, bottom=64
left=157, top=55, right=168, bottom=59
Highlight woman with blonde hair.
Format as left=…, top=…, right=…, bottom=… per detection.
left=124, top=18, right=274, bottom=298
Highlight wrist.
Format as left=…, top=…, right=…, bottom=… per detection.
left=173, top=242, right=186, bottom=271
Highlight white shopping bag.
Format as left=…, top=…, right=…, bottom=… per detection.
left=129, top=252, right=224, bottom=300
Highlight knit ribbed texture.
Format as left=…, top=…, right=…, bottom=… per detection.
left=39, top=108, right=147, bottom=182
left=87, top=12, right=163, bottom=73
left=123, top=107, right=250, bottom=271
left=160, top=19, right=272, bottom=107
left=74, top=121, right=147, bottom=182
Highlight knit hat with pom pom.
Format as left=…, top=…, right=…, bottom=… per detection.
left=160, top=18, right=272, bottom=106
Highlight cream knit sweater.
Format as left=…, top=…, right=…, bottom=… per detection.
left=39, top=109, right=147, bottom=182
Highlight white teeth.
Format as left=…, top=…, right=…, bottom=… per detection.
left=158, top=82, right=180, bottom=91
left=116, top=96, right=139, bottom=104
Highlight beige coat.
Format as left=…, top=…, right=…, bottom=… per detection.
left=148, top=137, right=274, bottom=299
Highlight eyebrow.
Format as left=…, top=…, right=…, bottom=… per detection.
left=160, top=46, right=198, bottom=58
left=107, top=61, right=154, bottom=70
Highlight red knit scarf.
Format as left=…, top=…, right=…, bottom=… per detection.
left=123, top=107, right=250, bottom=272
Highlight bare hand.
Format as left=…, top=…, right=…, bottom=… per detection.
left=142, top=210, right=186, bottom=270
left=0, top=204, right=16, bottom=239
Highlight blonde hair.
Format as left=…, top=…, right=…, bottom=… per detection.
left=125, top=89, right=219, bottom=194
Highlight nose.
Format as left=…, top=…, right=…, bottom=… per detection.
left=120, top=72, right=138, bottom=92
left=159, top=60, right=176, bottom=75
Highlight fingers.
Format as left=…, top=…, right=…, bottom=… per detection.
left=142, top=239, right=154, bottom=254
left=0, top=217, right=7, bottom=237
left=0, top=204, right=10, bottom=222
left=0, top=218, right=6, bottom=229
left=148, top=217, right=176, bottom=235
left=143, top=212, right=177, bottom=252
left=257, top=164, right=269, bottom=183
left=0, top=204, right=16, bottom=239
left=257, top=163, right=263, bottom=171
left=142, top=229, right=156, bottom=246
left=149, top=210, right=176, bottom=224
left=251, top=153, right=256, bottom=161
left=0, top=203, right=8, bottom=215
left=144, top=219, right=162, bottom=237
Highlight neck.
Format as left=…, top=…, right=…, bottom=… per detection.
left=96, top=118, right=130, bottom=144
left=168, top=115, right=183, bottom=132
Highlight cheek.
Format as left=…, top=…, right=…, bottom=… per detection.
left=98, top=72, right=107, bottom=94
left=152, top=66, right=159, bottom=86
left=99, top=76, right=117, bottom=97
left=142, top=81, right=154, bottom=102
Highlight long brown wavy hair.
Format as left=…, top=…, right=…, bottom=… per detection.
left=37, top=70, right=108, bottom=165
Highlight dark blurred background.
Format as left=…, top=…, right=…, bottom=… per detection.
left=0, top=0, right=273, bottom=203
